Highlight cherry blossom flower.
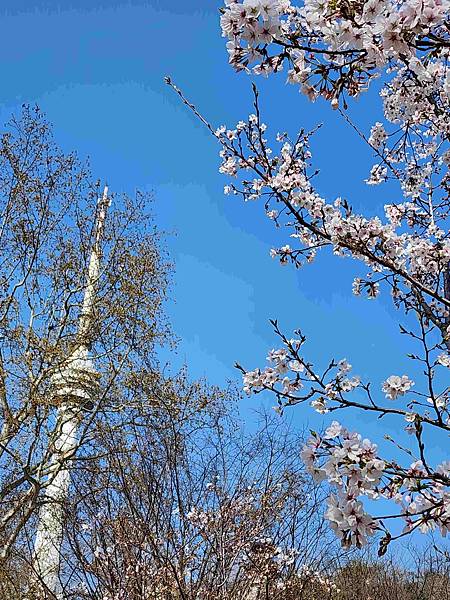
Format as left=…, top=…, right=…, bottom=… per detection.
left=382, top=375, right=415, bottom=400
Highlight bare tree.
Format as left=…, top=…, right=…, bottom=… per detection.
left=61, top=404, right=335, bottom=600
left=0, top=106, right=169, bottom=595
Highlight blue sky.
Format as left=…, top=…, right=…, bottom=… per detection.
left=1, top=1, right=445, bottom=506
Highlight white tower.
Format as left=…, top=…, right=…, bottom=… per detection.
left=32, top=187, right=109, bottom=598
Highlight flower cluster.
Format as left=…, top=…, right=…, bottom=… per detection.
left=301, top=422, right=450, bottom=548
left=217, top=1, right=450, bottom=313
left=221, top=0, right=450, bottom=105
left=382, top=375, right=414, bottom=400
left=300, top=423, right=383, bottom=546
left=212, top=105, right=450, bottom=332
left=233, top=314, right=450, bottom=550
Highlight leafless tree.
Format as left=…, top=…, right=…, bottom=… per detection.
left=0, top=105, right=169, bottom=595
left=61, top=404, right=335, bottom=600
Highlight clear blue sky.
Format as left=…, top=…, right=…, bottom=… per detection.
left=1, top=1, right=445, bottom=495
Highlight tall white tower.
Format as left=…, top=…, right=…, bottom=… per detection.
left=32, top=187, right=109, bottom=598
